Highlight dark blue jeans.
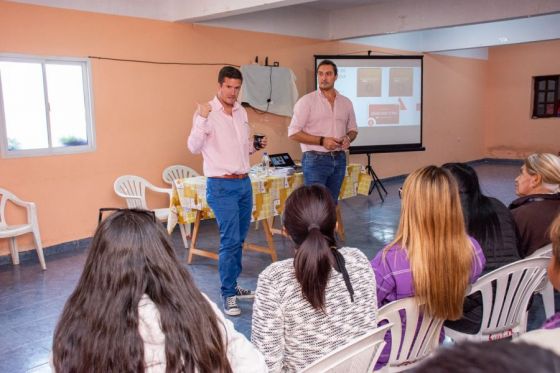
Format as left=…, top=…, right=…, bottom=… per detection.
left=206, top=177, right=253, bottom=298
left=302, top=151, right=346, bottom=203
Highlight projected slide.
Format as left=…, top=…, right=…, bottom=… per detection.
left=316, top=56, right=423, bottom=154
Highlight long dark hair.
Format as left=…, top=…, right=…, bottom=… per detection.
left=283, top=185, right=337, bottom=310
left=52, top=210, right=232, bottom=373
left=442, top=163, right=502, bottom=250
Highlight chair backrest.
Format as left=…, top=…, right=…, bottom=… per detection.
left=468, top=256, right=550, bottom=340
left=162, top=165, right=199, bottom=185
left=0, top=188, right=32, bottom=228
left=377, top=297, right=444, bottom=372
left=0, top=188, right=16, bottom=228
left=528, top=243, right=552, bottom=258
left=299, top=323, right=392, bottom=373
left=113, top=175, right=150, bottom=209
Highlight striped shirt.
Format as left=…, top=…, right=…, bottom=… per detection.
left=251, top=247, right=378, bottom=373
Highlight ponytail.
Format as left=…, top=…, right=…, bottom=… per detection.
left=294, top=227, right=334, bottom=311
left=283, top=185, right=339, bottom=311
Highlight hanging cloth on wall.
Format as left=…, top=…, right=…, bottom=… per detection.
left=240, top=64, right=299, bottom=117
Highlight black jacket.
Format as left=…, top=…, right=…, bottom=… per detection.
left=479, top=197, right=520, bottom=273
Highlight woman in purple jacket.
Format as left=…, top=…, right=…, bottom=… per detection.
left=371, top=165, right=486, bottom=368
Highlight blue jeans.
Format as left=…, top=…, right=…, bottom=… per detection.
left=302, top=151, right=346, bottom=203
left=206, top=177, right=253, bottom=298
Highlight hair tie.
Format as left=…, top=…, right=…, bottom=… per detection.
left=307, top=223, right=320, bottom=232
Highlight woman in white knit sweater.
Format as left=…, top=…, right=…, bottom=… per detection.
left=251, top=185, right=378, bottom=373
left=52, top=209, right=266, bottom=373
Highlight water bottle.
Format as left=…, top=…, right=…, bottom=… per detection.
left=261, top=152, right=271, bottom=177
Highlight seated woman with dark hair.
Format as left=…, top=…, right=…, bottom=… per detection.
left=52, top=209, right=266, bottom=373
left=251, top=185, right=378, bottom=373
left=443, top=162, right=519, bottom=273
left=510, top=153, right=560, bottom=257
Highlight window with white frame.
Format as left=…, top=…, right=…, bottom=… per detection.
left=0, top=55, right=95, bottom=157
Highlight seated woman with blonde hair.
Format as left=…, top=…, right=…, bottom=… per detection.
left=52, top=209, right=266, bottom=373
left=509, top=152, right=560, bottom=257
left=371, top=165, right=486, bottom=369
left=251, top=185, right=378, bottom=373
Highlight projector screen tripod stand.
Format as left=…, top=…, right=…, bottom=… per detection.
left=365, top=153, right=387, bottom=201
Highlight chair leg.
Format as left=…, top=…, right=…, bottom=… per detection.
left=32, top=229, right=47, bottom=270
left=179, top=223, right=190, bottom=249
left=9, top=237, right=19, bottom=265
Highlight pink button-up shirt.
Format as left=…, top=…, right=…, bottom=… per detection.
left=288, top=90, right=357, bottom=152
left=187, top=97, right=254, bottom=177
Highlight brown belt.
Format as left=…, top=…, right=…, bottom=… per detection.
left=306, top=150, right=345, bottom=156
left=209, top=173, right=249, bottom=179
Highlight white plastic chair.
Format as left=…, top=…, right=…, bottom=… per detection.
left=162, top=165, right=199, bottom=186
left=113, top=175, right=190, bottom=249
left=0, top=188, right=46, bottom=270
left=444, top=256, right=550, bottom=342
left=375, top=297, right=444, bottom=372
left=300, top=323, right=392, bottom=373
left=528, top=244, right=555, bottom=319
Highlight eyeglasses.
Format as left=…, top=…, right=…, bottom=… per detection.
left=98, top=208, right=157, bottom=225
left=398, top=187, right=403, bottom=199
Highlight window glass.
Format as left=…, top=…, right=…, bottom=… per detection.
left=0, top=61, right=48, bottom=150
left=46, top=64, right=88, bottom=147
left=0, top=55, right=94, bottom=157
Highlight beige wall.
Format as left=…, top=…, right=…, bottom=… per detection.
left=0, top=0, right=511, bottom=254
left=485, top=40, right=560, bottom=158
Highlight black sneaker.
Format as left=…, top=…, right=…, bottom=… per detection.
left=235, top=285, right=255, bottom=299
left=223, top=296, right=241, bottom=316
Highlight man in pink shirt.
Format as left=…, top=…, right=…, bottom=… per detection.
left=288, top=60, right=357, bottom=202
left=188, top=66, right=268, bottom=316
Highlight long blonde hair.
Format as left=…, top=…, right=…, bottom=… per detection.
left=525, top=153, right=560, bottom=193
left=550, top=214, right=560, bottom=268
left=387, top=165, right=473, bottom=320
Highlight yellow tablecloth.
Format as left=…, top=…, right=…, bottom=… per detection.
left=167, top=164, right=372, bottom=232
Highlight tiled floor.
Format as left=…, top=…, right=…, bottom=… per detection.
left=0, top=160, right=554, bottom=372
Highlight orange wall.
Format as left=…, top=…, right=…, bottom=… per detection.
left=0, top=1, right=490, bottom=253
left=485, top=40, right=560, bottom=158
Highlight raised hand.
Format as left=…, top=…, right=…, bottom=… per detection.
left=197, top=102, right=212, bottom=119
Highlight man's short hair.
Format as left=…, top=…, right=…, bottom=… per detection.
left=414, top=341, right=560, bottom=373
left=218, top=66, right=243, bottom=84
left=317, top=60, right=338, bottom=76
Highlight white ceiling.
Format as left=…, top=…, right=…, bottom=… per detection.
left=8, top=0, right=560, bottom=55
